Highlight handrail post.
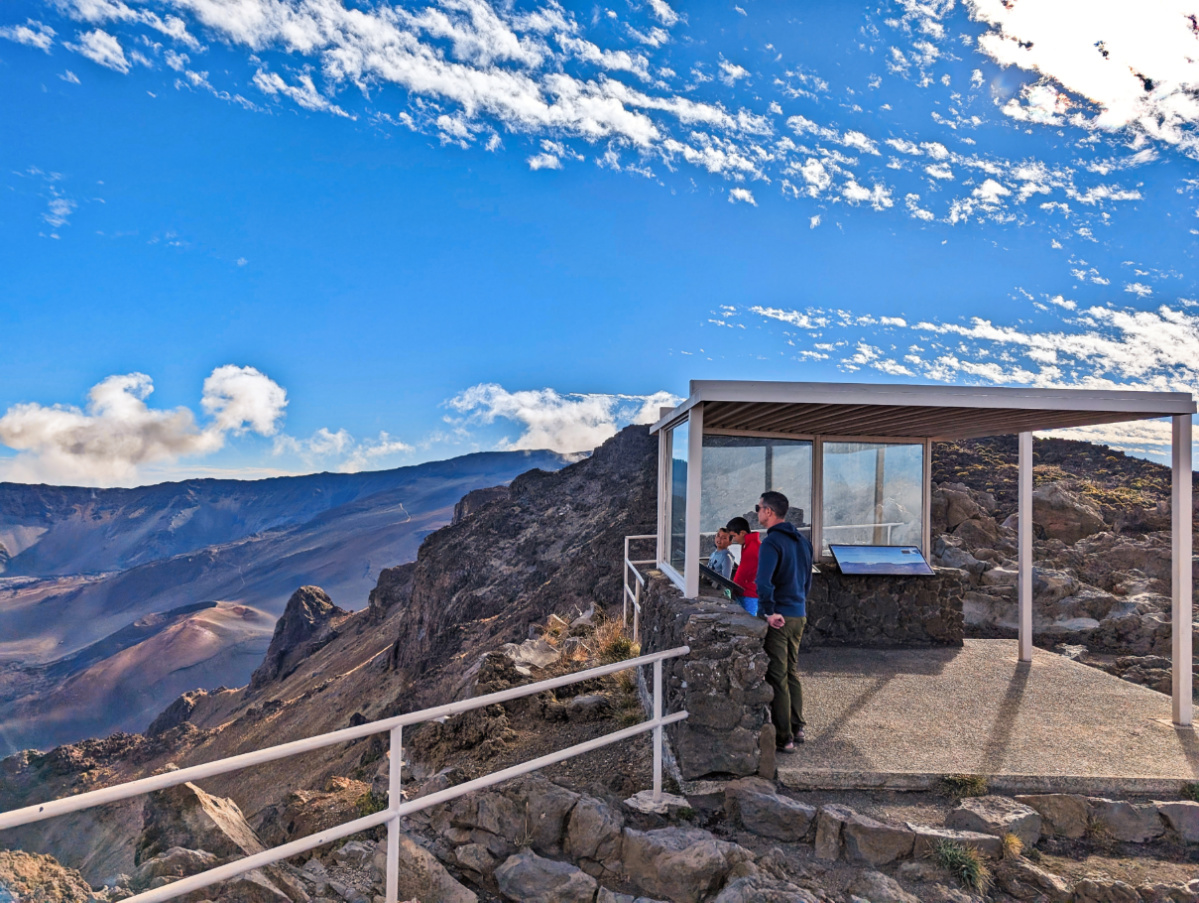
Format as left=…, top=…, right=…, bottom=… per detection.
left=633, top=581, right=640, bottom=645
left=386, top=725, right=402, bottom=903
left=623, top=537, right=630, bottom=630
left=652, top=658, right=663, bottom=802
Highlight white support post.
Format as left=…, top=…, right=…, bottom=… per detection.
left=633, top=581, right=641, bottom=644
left=812, top=437, right=823, bottom=559
left=1173, top=415, right=1193, bottom=727
left=683, top=404, right=704, bottom=599
left=652, top=658, right=663, bottom=802
left=386, top=725, right=402, bottom=903
left=1018, top=431, right=1033, bottom=663
left=622, top=537, right=630, bottom=631
left=657, top=430, right=669, bottom=571
left=922, top=438, right=932, bottom=559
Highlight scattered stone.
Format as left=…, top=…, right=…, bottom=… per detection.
left=566, top=694, right=610, bottom=722
left=1014, top=793, right=1089, bottom=840
left=498, top=637, right=561, bottom=672
left=945, top=795, right=1042, bottom=848
left=131, top=847, right=219, bottom=891
left=370, top=834, right=476, bottom=903
left=993, top=858, right=1070, bottom=901
left=623, top=790, right=691, bottom=817
left=723, top=778, right=816, bottom=843
left=564, top=795, right=624, bottom=872
left=454, top=843, right=498, bottom=877
left=814, top=805, right=853, bottom=861
left=841, top=811, right=914, bottom=866
left=846, top=869, right=920, bottom=903
left=1086, top=798, right=1165, bottom=843
left=493, top=850, right=596, bottom=903
left=711, top=875, right=820, bottom=903
left=907, top=823, right=1003, bottom=860
left=1071, top=878, right=1141, bottom=903
left=211, top=869, right=294, bottom=903
left=620, top=826, right=753, bottom=903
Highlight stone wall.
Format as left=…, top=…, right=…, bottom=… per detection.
left=638, top=575, right=772, bottom=781
left=803, top=568, right=967, bottom=648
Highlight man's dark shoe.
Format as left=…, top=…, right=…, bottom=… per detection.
left=794, top=728, right=805, bottom=744
left=777, top=740, right=797, bottom=753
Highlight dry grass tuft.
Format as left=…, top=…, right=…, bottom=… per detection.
left=934, top=840, right=992, bottom=893
left=1001, top=832, right=1024, bottom=859
left=940, top=773, right=989, bottom=799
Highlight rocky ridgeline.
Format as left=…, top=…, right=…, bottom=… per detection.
left=927, top=436, right=1198, bottom=694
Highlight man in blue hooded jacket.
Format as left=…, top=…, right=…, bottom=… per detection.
left=755, top=490, right=814, bottom=751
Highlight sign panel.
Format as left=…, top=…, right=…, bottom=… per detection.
left=828, top=544, right=934, bottom=576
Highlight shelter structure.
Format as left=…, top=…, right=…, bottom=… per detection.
left=648, top=380, right=1197, bottom=727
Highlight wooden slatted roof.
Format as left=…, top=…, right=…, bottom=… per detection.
left=650, top=381, right=1196, bottom=441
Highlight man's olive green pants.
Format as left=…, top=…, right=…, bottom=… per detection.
left=764, top=615, right=807, bottom=747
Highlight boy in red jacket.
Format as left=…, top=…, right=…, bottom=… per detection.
left=726, top=516, right=760, bottom=616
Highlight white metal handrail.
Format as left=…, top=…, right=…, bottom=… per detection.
left=0, top=646, right=690, bottom=903
left=623, top=534, right=656, bottom=642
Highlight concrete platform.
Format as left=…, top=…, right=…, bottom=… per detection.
left=776, top=639, right=1199, bottom=796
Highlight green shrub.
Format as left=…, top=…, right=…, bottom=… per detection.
left=934, top=840, right=992, bottom=893
left=354, top=790, right=387, bottom=818
left=1181, top=782, right=1199, bottom=802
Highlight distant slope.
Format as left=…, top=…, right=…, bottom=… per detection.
left=0, top=450, right=568, bottom=577
left=0, top=449, right=569, bottom=753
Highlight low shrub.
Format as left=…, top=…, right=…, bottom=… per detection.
left=940, top=773, right=988, bottom=799
left=934, top=840, right=992, bottom=894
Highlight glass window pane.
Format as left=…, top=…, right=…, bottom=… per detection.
left=821, top=442, right=923, bottom=553
left=700, top=436, right=812, bottom=558
left=669, top=420, right=689, bottom=574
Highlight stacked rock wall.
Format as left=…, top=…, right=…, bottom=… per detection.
left=638, top=576, right=772, bottom=780
left=803, top=568, right=967, bottom=648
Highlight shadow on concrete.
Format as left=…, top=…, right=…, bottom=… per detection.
left=979, top=660, right=1030, bottom=774
left=801, top=644, right=962, bottom=677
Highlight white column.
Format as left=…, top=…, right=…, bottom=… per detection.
left=1018, top=431, right=1033, bottom=663
left=1173, top=415, right=1193, bottom=727
left=657, top=429, right=669, bottom=569
left=683, top=405, right=704, bottom=598
left=922, top=438, right=932, bottom=559
left=812, top=437, right=823, bottom=559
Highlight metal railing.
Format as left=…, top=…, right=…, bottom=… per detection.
left=623, top=534, right=656, bottom=642
left=823, top=521, right=906, bottom=544
left=0, top=646, right=690, bottom=903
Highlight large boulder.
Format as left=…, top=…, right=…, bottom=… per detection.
left=621, top=827, right=753, bottom=903
left=846, top=869, right=921, bottom=903
left=564, top=795, right=624, bottom=874
left=814, top=804, right=854, bottom=860
left=723, top=778, right=816, bottom=843
left=1156, top=801, right=1199, bottom=842
left=137, top=781, right=266, bottom=866
left=1002, top=483, right=1106, bottom=544
left=907, top=824, right=1003, bottom=859
left=249, top=586, right=348, bottom=692
left=373, top=835, right=477, bottom=903
left=993, top=858, right=1070, bottom=901
left=1071, top=879, right=1142, bottom=903
left=130, top=847, right=219, bottom=892
left=945, top=796, right=1042, bottom=848
left=840, top=811, right=915, bottom=866
left=494, top=850, right=595, bottom=903
left=712, top=875, right=820, bottom=903
left=1086, top=799, right=1165, bottom=843
left=1014, top=794, right=1088, bottom=840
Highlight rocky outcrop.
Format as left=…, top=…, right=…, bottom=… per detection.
left=146, top=689, right=210, bottom=737
left=249, top=586, right=349, bottom=693
left=0, top=850, right=97, bottom=902
left=452, top=486, right=509, bottom=524
left=1002, top=482, right=1107, bottom=544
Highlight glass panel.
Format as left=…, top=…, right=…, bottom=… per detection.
left=669, top=420, right=690, bottom=574
left=821, top=442, right=923, bottom=553
left=700, top=436, right=812, bottom=559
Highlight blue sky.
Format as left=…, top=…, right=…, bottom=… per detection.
left=2, top=0, right=1198, bottom=485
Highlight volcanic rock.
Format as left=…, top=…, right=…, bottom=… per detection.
left=249, top=586, right=348, bottom=692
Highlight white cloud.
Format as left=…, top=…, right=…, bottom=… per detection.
left=274, top=427, right=413, bottom=472
left=0, top=20, right=55, bottom=51
left=809, top=214, right=821, bottom=229
left=646, top=0, right=680, bottom=27
left=719, top=59, right=750, bottom=86
left=1124, top=282, right=1153, bottom=297
left=445, top=384, right=682, bottom=453
left=750, top=306, right=828, bottom=329
left=970, top=0, right=1199, bottom=157
left=527, top=152, right=562, bottom=170
left=728, top=187, right=756, bottom=205
left=252, top=69, right=352, bottom=117
left=67, top=28, right=130, bottom=72
left=42, top=198, right=76, bottom=228
left=0, top=366, right=287, bottom=485
left=59, top=69, right=81, bottom=83
left=843, top=179, right=894, bottom=210
left=925, top=162, right=954, bottom=180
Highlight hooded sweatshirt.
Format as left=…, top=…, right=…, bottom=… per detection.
left=755, top=521, right=814, bottom=619
left=732, top=531, right=760, bottom=599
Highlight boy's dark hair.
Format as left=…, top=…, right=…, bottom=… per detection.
left=726, top=516, right=751, bottom=534
left=760, top=490, right=789, bottom=518
left=716, top=526, right=729, bottom=535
